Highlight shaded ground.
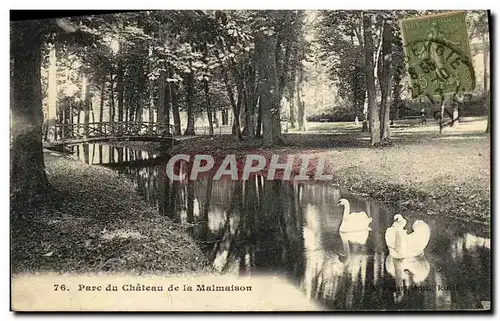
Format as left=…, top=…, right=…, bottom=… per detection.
left=169, top=117, right=490, bottom=224
left=11, top=153, right=209, bottom=274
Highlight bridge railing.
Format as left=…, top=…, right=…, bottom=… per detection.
left=51, top=122, right=176, bottom=142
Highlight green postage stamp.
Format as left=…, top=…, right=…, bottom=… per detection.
left=400, top=11, right=475, bottom=98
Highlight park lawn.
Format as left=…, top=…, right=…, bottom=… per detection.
left=170, top=117, right=491, bottom=224
left=10, top=153, right=209, bottom=275
left=317, top=135, right=490, bottom=223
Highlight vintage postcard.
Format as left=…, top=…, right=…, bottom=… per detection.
left=10, top=9, right=491, bottom=312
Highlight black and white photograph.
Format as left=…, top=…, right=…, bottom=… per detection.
left=9, top=8, right=492, bottom=312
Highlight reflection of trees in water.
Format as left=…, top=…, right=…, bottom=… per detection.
left=440, top=233, right=490, bottom=309
left=197, top=179, right=306, bottom=277
left=73, top=143, right=154, bottom=166
left=98, top=145, right=103, bottom=164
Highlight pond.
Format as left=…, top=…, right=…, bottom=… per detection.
left=71, top=143, right=491, bottom=311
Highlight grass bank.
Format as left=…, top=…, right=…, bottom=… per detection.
left=11, top=153, right=209, bottom=274
left=169, top=117, right=490, bottom=224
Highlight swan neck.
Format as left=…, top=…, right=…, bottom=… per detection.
left=342, top=202, right=350, bottom=218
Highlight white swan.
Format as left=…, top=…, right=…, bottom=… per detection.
left=340, top=230, right=370, bottom=247
left=385, top=214, right=431, bottom=259
left=337, top=198, right=372, bottom=233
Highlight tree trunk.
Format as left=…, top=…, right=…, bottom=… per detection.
left=99, top=79, right=105, bottom=129
left=157, top=62, right=165, bottom=126
left=232, top=90, right=243, bottom=139
left=148, top=44, right=154, bottom=132
left=256, top=99, right=262, bottom=138
left=186, top=180, right=195, bottom=224
left=379, top=19, right=392, bottom=141
left=117, top=63, right=124, bottom=123
left=271, top=107, right=283, bottom=144
left=164, top=68, right=171, bottom=135
left=296, top=64, right=305, bottom=131
left=288, top=78, right=296, bottom=129
left=242, top=62, right=253, bottom=138
left=245, top=69, right=258, bottom=139
left=391, top=73, right=402, bottom=121
left=83, top=143, right=90, bottom=164
left=363, top=13, right=380, bottom=146
left=109, top=71, right=115, bottom=123
left=83, top=95, right=90, bottom=137
left=184, top=70, right=196, bottom=136
left=439, top=94, right=445, bottom=134
left=56, top=100, right=64, bottom=141
left=157, top=29, right=167, bottom=133
left=170, top=76, right=181, bottom=135
left=10, top=21, right=51, bottom=204
left=297, top=96, right=305, bottom=131
left=271, top=39, right=285, bottom=144
left=83, top=76, right=90, bottom=137
left=241, top=88, right=248, bottom=136
left=221, top=63, right=242, bottom=140
left=486, top=90, right=490, bottom=133
left=255, top=33, right=278, bottom=146
left=451, top=93, right=459, bottom=127
left=46, top=44, right=57, bottom=142
left=483, top=33, right=489, bottom=92
left=135, top=65, right=145, bottom=124
left=76, top=101, right=81, bottom=127
left=361, top=90, right=369, bottom=132
left=67, top=100, right=73, bottom=138
left=452, top=105, right=459, bottom=126
left=203, top=79, right=214, bottom=137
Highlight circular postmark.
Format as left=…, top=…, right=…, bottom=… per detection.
left=403, top=38, right=476, bottom=99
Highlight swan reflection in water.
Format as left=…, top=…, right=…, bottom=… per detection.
left=303, top=202, right=372, bottom=307
left=303, top=204, right=344, bottom=300
left=385, top=254, right=431, bottom=303
left=340, top=230, right=370, bottom=300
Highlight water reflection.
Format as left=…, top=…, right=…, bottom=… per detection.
left=70, top=143, right=156, bottom=165
left=385, top=254, right=430, bottom=304
left=73, top=144, right=491, bottom=311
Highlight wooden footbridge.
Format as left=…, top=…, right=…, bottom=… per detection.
left=46, top=121, right=187, bottom=146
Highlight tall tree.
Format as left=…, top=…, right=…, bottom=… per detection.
left=363, top=12, right=380, bottom=146
left=255, top=31, right=278, bottom=147
left=184, top=69, right=196, bottom=135
left=379, top=18, right=393, bottom=142
left=11, top=20, right=51, bottom=202
left=82, top=74, right=90, bottom=137
left=203, top=79, right=214, bottom=137
left=147, top=42, right=155, bottom=131
left=116, top=55, right=124, bottom=124
left=296, top=62, right=306, bottom=131
left=170, top=69, right=182, bottom=135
